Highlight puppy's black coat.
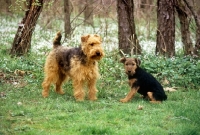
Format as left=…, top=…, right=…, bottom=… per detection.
left=129, top=67, right=167, bottom=101
left=120, top=57, right=167, bottom=102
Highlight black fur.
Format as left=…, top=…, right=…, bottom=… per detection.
left=128, top=67, right=167, bottom=101
left=55, top=46, right=87, bottom=71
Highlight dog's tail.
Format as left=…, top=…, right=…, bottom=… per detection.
left=53, top=31, right=62, bottom=48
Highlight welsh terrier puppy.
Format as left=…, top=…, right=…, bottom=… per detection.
left=120, top=57, right=167, bottom=103
left=42, top=32, right=104, bottom=101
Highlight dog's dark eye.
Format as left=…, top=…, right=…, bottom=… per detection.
left=90, top=43, right=94, bottom=46
left=132, top=64, right=135, bottom=66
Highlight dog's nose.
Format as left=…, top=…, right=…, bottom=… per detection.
left=96, top=52, right=101, bottom=56
left=128, top=71, right=131, bottom=74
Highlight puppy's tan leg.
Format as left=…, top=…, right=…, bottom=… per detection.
left=147, top=92, right=161, bottom=103
left=128, top=79, right=136, bottom=87
left=73, top=79, right=85, bottom=101
left=120, top=87, right=139, bottom=103
left=87, top=79, right=98, bottom=101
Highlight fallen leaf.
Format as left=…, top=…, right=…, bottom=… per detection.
left=14, top=69, right=26, bottom=76
left=17, top=102, right=22, bottom=106
left=162, top=77, right=170, bottom=85
left=137, top=105, right=143, bottom=110
left=0, top=92, right=6, bottom=98
left=164, top=87, right=177, bottom=92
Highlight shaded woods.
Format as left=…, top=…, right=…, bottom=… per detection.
left=1, top=0, right=200, bottom=57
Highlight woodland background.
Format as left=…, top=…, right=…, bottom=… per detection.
left=1, top=0, right=200, bottom=57
left=0, top=0, right=200, bottom=134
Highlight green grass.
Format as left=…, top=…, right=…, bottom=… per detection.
left=1, top=84, right=200, bottom=135
left=0, top=50, right=200, bottom=135
left=0, top=14, right=200, bottom=135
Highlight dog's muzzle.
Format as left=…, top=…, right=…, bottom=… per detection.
left=96, top=51, right=101, bottom=56
left=91, top=52, right=102, bottom=59
left=126, top=70, right=135, bottom=76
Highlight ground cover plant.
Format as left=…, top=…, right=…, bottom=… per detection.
left=0, top=14, right=200, bottom=135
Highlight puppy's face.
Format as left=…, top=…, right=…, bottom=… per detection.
left=120, top=57, right=141, bottom=76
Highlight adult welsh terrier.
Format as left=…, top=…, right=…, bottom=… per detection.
left=42, top=32, right=104, bottom=101
left=120, top=57, right=167, bottom=103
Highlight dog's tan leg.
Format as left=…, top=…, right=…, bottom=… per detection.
left=73, top=79, right=85, bottom=101
left=147, top=92, right=161, bottom=103
left=42, top=78, right=52, bottom=98
left=87, top=79, right=98, bottom=101
left=120, top=87, right=139, bottom=103
left=55, top=82, right=65, bottom=95
left=55, top=74, right=66, bottom=95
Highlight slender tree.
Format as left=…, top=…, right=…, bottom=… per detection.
left=175, top=0, right=193, bottom=55
left=64, top=0, right=71, bottom=38
left=10, top=0, right=43, bottom=56
left=5, top=0, right=12, bottom=13
left=183, top=0, right=200, bottom=56
left=117, top=0, right=141, bottom=55
left=156, top=0, right=175, bottom=57
left=84, top=0, right=94, bottom=26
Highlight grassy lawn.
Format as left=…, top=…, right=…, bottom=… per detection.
left=0, top=51, right=200, bottom=135
left=0, top=14, right=200, bottom=135
left=0, top=85, right=200, bottom=135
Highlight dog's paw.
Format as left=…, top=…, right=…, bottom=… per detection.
left=42, top=91, right=49, bottom=98
left=76, top=98, right=84, bottom=102
left=89, top=97, right=97, bottom=101
left=56, top=90, right=65, bottom=95
left=150, top=101, right=161, bottom=104
left=120, top=98, right=128, bottom=103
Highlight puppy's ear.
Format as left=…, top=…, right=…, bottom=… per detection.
left=135, top=58, right=141, bottom=66
left=120, top=57, right=126, bottom=64
left=81, top=35, right=90, bottom=42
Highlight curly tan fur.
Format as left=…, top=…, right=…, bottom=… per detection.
left=42, top=32, right=104, bottom=101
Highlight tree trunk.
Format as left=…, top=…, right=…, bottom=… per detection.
left=183, top=0, right=200, bottom=56
left=175, top=0, right=193, bottom=55
left=117, top=0, right=141, bottom=55
left=156, top=0, right=175, bottom=57
left=5, top=0, right=12, bottom=13
left=84, top=0, right=94, bottom=26
left=10, top=0, right=43, bottom=56
left=64, top=0, right=71, bottom=38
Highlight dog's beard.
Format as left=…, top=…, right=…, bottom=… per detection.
left=91, top=55, right=103, bottom=60
left=90, top=50, right=104, bottom=60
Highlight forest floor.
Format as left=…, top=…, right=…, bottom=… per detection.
left=0, top=14, right=200, bottom=135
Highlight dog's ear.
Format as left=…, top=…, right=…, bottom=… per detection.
left=120, top=57, right=126, bottom=64
left=81, top=35, right=90, bottom=42
left=94, top=34, right=99, bottom=38
left=135, top=58, right=141, bottom=66
left=94, top=34, right=102, bottom=42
